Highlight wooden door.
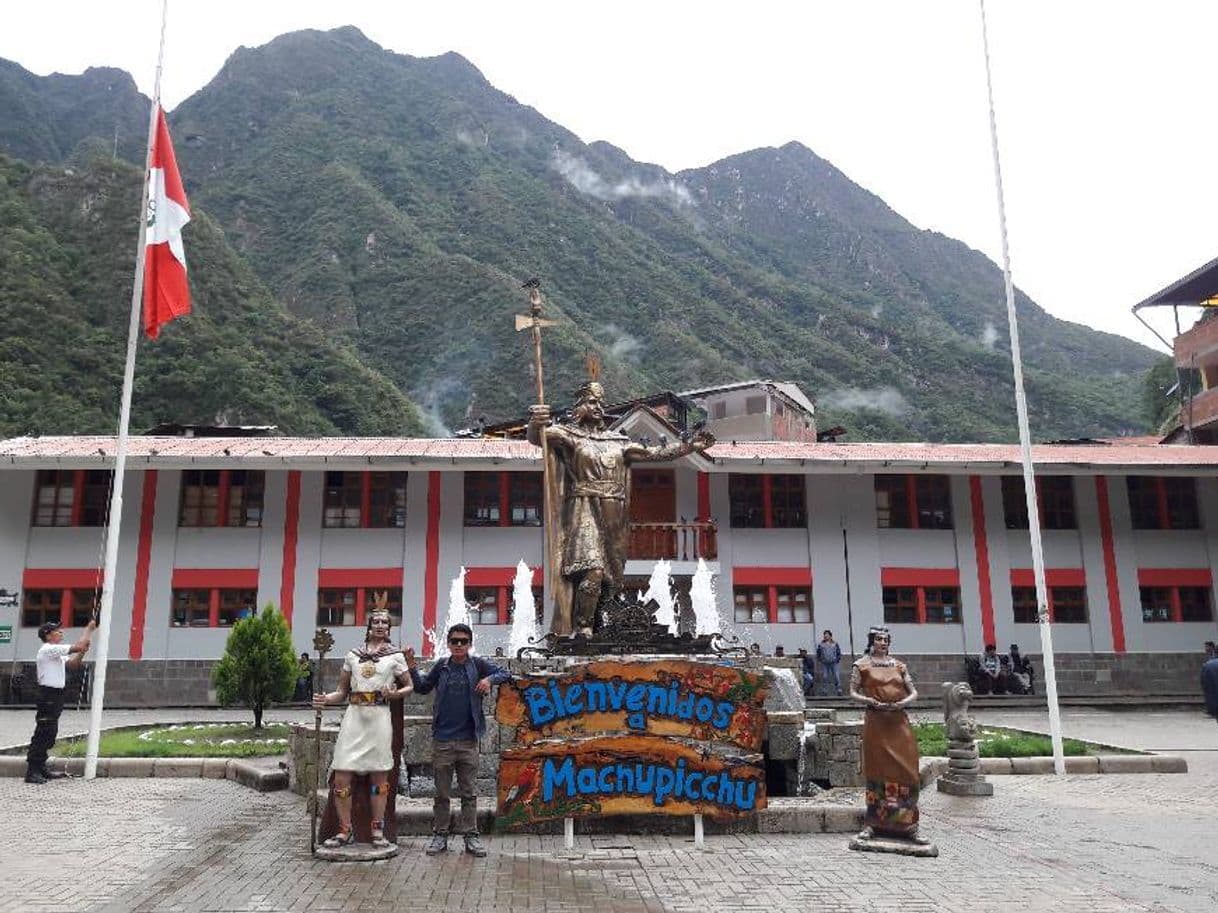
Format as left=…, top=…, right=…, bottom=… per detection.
left=630, top=469, right=676, bottom=559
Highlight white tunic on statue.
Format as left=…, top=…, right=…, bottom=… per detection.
left=330, top=650, right=409, bottom=773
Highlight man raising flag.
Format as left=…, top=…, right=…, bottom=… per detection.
left=143, top=105, right=191, bottom=338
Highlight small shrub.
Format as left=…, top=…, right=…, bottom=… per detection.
left=212, top=604, right=297, bottom=728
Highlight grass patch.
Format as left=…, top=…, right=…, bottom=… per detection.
left=912, top=722, right=1130, bottom=758
left=59, top=723, right=290, bottom=758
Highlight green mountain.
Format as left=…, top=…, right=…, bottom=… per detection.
left=0, top=28, right=1158, bottom=441
left=0, top=151, right=425, bottom=437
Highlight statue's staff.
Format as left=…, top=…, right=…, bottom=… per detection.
left=309, top=627, right=335, bottom=854
left=516, top=279, right=560, bottom=634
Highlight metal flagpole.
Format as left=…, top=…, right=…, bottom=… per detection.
left=84, top=0, right=171, bottom=780
left=977, top=0, right=1065, bottom=773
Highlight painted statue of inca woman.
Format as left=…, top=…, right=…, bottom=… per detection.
left=849, top=626, right=934, bottom=852
left=527, top=379, right=713, bottom=637
left=312, top=603, right=411, bottom=850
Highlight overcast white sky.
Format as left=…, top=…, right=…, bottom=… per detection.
left=4, top=0, right=1216, bottom=351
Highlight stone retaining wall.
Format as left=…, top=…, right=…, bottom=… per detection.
left=4, top=650, right=1201, bottom=707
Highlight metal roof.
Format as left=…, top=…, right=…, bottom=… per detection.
left=1132, top=254, right=1218, bottom=310
left=680, top=379, right=816, bottom=416
left=3, top=435, right=1217, bottom=473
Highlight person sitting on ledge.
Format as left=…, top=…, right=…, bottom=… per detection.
left=976, top=644, right=1006, bottom=695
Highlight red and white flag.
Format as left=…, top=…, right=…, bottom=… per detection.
left=143, top=105, right=191, bottom=338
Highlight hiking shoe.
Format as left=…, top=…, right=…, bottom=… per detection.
left=40, top=767, right=67, bottom=780
left=425, top=833, right=448, bottom=856
left=24, top=770, right=48, bottom=784
left=463, top=834, right=488, bottom=857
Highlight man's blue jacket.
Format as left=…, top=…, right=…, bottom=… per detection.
left=409, top=655, right=510, bottom=741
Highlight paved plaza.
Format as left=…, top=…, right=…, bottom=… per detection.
left=1, top=707, right=1215, bottom=913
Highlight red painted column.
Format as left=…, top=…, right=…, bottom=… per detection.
left=423, top=472, right=442, bottom=657
left=279, top=471, right=301, bottom=627
left=128, top=470, right=158, bottom=660
left=1095, top=477, right=1127, bottom=653
left=969, top=476, right=996, bottom=646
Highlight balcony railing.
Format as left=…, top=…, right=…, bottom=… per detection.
left=628, top=520, right=718, bottom=561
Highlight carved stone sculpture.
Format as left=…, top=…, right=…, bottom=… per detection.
left=936, top=681, right=993, bottom=797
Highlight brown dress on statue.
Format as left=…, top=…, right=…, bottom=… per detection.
left=855, top=657, right=921, bottom=837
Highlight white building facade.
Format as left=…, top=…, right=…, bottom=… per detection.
left=1, top=434, right=1216, bottom=703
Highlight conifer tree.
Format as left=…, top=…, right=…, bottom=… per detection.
left=212, top=604, right=297, bottom=728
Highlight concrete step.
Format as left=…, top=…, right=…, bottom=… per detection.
left=314, top=791, right=862, bottom=834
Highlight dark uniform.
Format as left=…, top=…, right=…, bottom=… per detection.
left=25, top=622, right=74, bottom=783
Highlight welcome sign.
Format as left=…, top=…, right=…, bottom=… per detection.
left=496, top=659, right=768, bottom=752
left=497, top=734, right=766, bottom=826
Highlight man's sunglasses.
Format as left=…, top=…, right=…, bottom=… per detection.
left=448, top=637, right=470, bottom=646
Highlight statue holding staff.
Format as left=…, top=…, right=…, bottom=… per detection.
left=527, top=375, right=714, bottom=637
left=312, top=597, right=410, bottom=854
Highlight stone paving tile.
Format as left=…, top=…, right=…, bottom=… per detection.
left=1, top=761, right=1216, bottom=913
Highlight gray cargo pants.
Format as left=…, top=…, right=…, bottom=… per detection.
left=432, top=739, right=480, bottom=835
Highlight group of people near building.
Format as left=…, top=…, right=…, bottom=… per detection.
left=973, top=644, right=1034, bottom=695
left=798, top=631, right=844, bottom=697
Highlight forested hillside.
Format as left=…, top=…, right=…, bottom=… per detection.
left=0, top=28, right=1159, bottom=440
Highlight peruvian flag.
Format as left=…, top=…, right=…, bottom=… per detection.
left=143, top=106, right=191, bottom=338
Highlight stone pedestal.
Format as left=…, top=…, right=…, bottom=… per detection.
left=849, top=832, right=939, bottom=857
left=315, top=841, right=400, bottom=862
left=937, top=738, right=993, bottom=796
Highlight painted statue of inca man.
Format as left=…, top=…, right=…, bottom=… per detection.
left=312, top=597, right=410, bottom=851
left=527, top=379, right=713, bottom=638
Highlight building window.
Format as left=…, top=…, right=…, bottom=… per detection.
left=733, top=584, right=812, bottom=623
left=1140, top=585, right=1214, bottom=623
left=171, top=588, right=257, bottom=627
left=323, top=472, right=363, bottom=528
left=464, top=472, right=543, bottom=528
left=463, top=584, right=545, bottom=626
left=1051, top=587, right=1088, bottom=623
left=22, top=590, right=63, bottom=628
left=1011, top=586, right=1039, bottom=624
left=1127, top=476, right=1200, bottom=530
left=773, top=587, right=813, bottom=623
left=875, top=475, right=953, bottom=529
left=729, top=474, right=806, bottom=529
left=323, top=471, right=407, bottom=528
left=316, top=587, right=402, bottom=627
left=31, top=469, right=112, bottom=527
left=882, top=585, right=962, bottom=624
left=179, top=470, right=264, bottom=527
left=1002, top=476, right=1077, bottom=530
left=1012, top=586, right=1088, bottom=624
left=733, top=587, right=769, bottom=624
left=466, top=587, right=500, bottom=625
left=172, top=589, right=213, bottom=627
left=21, top=588, right=100, bottom=628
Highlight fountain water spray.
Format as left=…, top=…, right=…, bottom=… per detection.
left=428, top=567, right=472, bottom=658
left=642, top=559, right=676, bottom=633
left=689, top=558, right=721, bottom=636
left=507, top=560, right=539, bottom=656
